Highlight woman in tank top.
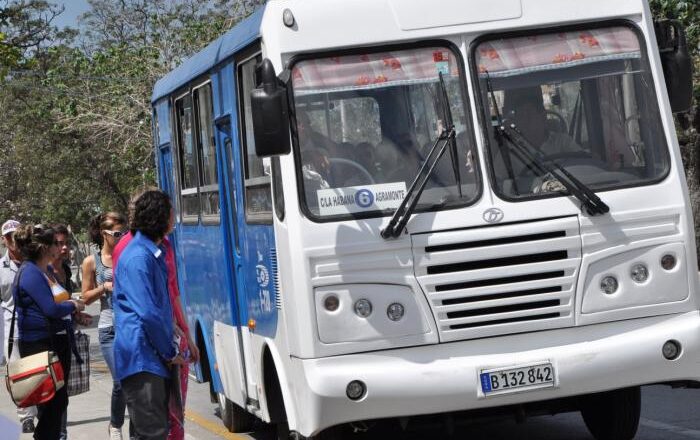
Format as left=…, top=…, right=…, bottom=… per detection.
left=80, top=212, right=129, bottom=440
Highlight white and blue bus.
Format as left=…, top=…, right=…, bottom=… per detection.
left=151, top=0, right=697, bottom=438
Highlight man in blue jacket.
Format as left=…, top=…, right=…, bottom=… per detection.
left=113, top=190, right=185, bottom=440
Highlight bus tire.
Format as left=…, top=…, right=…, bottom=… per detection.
left=580, top=386, right=641, bottom=440
left=218, top=393, right=254, bottom=433
left=195, top=325, right=217, bottom=404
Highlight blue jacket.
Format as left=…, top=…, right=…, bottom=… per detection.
left=113, top=231, right=176, bottom=380
left=14, top=262, right=75, bottom=342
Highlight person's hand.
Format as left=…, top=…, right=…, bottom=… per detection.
left=169, top=354, right=187, bottom=366
left=103, top=281, right=113, bottom=292
left=74, top=311, right=92, bottom=327
left=187, top=338, right=200, bottom=363
left=174, top=325, right=185, bottom=339
left=70, top=299, right=85, bottom=312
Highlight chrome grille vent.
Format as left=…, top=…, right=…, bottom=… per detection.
left=412, top=217, right=581, bottom=342
left=270, top=248, right=282, bottom=310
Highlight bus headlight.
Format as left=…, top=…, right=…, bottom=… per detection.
left=661, top=254, right=677, bottom=271
left=600, top=276, right=619, bottom=295
left=630, top=264, right=649, bottom=283
left=354, top=299, right=373, bottom=318
left=324, top=294, right=340, bottom=312
left=387, top=303, right=405, bottom=321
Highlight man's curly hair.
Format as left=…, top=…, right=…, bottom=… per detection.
left=131, top=190, right=172, bottom=242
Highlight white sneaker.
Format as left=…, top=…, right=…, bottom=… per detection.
left=108, top=424, right=123, bottom=440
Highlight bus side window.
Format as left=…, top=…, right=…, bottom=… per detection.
left=193, top=83, right=220, bottom=221
left=238, top=53, right=273, bottom=224
left=175, top=93, right=201, bottom=222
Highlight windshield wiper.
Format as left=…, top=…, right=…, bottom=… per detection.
left=484, top=72, right=609, bottom=216
left=382, top=75, right=457, bottom=239
left=439, top=74, right=463, bottom=198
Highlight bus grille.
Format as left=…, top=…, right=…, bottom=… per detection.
left=412, top=217, right=581, bottom=342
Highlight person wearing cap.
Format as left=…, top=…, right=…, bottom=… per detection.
left=0, top=219, right=37, bottom=434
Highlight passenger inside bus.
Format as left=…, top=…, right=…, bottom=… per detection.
left=494, top=87, right=585, bottom=194
left=504, top=87, right=582, bottom=157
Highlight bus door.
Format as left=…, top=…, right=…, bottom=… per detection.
left=229, top=45, right=279, bottom=411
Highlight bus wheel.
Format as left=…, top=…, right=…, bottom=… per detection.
left=580, top=386, right=641, bottom=440
left=218, top=393, right=254, bottom=433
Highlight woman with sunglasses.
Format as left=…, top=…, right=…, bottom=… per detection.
left=12, top=224, right=86, bottom=440
left=80, top=212, right=128, bottom=440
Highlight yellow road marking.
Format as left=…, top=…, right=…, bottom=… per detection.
left=185, top=409, right=249, bottom=440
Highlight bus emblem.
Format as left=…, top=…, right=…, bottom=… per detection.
left=483, top=208, right=504, bottom=224
left=256, top=264, right=270, bottom=288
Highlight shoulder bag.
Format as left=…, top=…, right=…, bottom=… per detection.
left=66, top=330, right=90, bottom=396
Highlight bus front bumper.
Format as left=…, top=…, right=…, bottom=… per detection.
left=290, top=311, right=700, bottom=436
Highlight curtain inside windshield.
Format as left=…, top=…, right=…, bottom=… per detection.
left=475, top=26, right=669, bottom=199
left=291, top=46, right=480, bottom=219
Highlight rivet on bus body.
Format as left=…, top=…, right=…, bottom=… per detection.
left=283, top=9, right=295, bottom=28
left=248, top=319, right=256, bottom=331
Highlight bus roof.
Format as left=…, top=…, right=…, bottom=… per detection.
left=151, top=6, right=265, bottom=103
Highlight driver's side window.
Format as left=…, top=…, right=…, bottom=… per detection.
left=237, top=50, right=273, bottom=224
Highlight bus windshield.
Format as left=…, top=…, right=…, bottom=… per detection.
left=291, top=46, right=480, bottom=220
left=474, top=25, right=670, bottom=199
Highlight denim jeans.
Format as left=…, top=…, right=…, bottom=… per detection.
left=99, top=326, right=127, bottom=428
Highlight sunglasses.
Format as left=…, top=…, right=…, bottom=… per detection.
left=104, top=230, right=128, bottom=239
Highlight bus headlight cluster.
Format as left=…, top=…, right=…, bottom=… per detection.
left=316, top=285, right=428, bottom=344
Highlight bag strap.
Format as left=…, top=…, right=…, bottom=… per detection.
left=7, top=263, right=27, bottom=359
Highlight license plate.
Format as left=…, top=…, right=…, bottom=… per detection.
left=480, top=363, right=555, bottom=396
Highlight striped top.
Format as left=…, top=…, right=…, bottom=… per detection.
left=94, top=251, right=114, bottom=329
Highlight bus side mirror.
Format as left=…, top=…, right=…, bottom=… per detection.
left=655, top=20, right=694, bottom=114
left=251, top=58, right=292, bottom=157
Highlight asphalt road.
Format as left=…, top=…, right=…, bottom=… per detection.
left=1, top=302, right=698, bottom=440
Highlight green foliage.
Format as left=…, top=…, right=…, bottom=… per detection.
left=0, top=0, right=264, bottom=232
left=0, top=0, right=62, bottom=72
